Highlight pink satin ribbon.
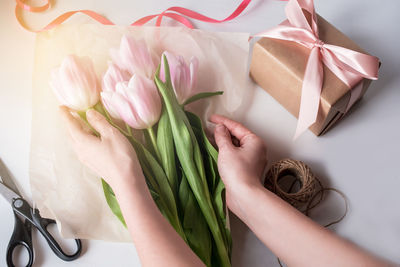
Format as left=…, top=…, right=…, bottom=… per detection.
left=14, top=0, right=251, bottom=32
left=255, top=0, right=379, bottom=138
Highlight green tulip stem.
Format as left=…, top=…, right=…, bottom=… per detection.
left=147, top=127, right=161, bottom=161
left=77, top=110, right=100, bottom=137
left=105, top=119, right=129, bottom=136
left=99, top=106, right=129, bottom=136
left=96, top=103, right=113, bottom=122
left=125, top=123, right=133, bottom=136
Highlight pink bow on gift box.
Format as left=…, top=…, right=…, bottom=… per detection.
left=256, top=0, right=380, bottom=139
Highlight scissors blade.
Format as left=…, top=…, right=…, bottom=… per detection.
left=0, top=158, right=20, bottom=194
left=0, top=158, right=22, bottom=204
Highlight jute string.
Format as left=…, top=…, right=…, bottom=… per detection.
left=264, top=159, right=348, bottom=267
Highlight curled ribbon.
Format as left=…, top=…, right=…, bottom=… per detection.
left=255, top=0, right=380, bottom=139
left=14, top=0, right=251, bottom=32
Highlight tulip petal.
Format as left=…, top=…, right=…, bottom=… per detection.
left=113, top=92, right=146, bottom=129
left=101, top=91, right=121, bottom=120
left=102, top=63, right=131, bottom=92
left=189, top=56, right=199, bottom=92
left=160, top=52, right=198, bottom=105
left=115, top=35, right=156, bottom=78
left=80, top=56, right=100, bottom=107
left=110, top=74, right=161, bottom=129
left=50, top=55, right=100, bottom=111
left=125, top=74, right=162, bottom=128
left=115, top=81, right=130, bottom=99
left=110, top=48, right=125, bottom=72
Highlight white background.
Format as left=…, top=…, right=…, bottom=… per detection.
left=0, top=0, right=399, bottom=266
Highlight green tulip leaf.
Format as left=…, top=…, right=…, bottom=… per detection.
left=157, top=108, right=179, bottom=197
left=128, top=136, right=186, bottom=241
left=179, top=173, right=212, bottom=266
left=183, top=91, right=224, bottom=106
left=185, top=111, right=231, bottom=254
left=101, top=179, right=126, bottom=227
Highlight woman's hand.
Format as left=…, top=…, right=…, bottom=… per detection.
left=210, top=114, right=267, bottom=216
left=61, top=106, right=205, bottom=267
left=59, top=106, right=144, bottom=190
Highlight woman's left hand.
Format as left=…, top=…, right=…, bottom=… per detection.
left=59, top=106, right=144, bottom=190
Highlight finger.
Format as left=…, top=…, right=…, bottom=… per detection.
left=86, top=109, right=115, bottom=137
left=210, top=114, right=253, bottom=141
left=59, top=106, right=98, bottom=144
left=214, top=124, right=234, bottom=151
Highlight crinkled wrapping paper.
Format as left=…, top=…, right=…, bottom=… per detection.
left=30, top=24, right=253, bottom=241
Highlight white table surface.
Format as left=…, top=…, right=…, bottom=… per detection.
left=1, top=0, right=399, bottom=266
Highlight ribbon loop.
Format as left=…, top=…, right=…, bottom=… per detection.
left=16, top=0, right=50, bottom=13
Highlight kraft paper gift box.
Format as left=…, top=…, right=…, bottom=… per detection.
left=250, top=14, right=377, bottom=136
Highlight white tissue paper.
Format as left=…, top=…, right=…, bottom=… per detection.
left=30, top=24, right=254, bottom=241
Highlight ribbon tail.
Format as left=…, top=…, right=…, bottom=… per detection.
left=294, top=47, right=323, bottom=139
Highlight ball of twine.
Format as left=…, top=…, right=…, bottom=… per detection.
left=265, top=158, right=348, bottom=267
left=264, top=158, right=321, bottom=209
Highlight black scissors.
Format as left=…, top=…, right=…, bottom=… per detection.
left=0, top=159, right=82, bottom=267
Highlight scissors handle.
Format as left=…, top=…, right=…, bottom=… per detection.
left=6, top=211, right=34, bottom=267
left=12, top=198, right=82, bottom=262
left=31, top=208, right=82, bottom=261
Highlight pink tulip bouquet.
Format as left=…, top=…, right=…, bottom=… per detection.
left=50, top=35, right=231, bottom=267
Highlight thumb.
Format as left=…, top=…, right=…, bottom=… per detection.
left=214, top=124, right=234, bottom=151
left=86, top=109, right=114, bottom=137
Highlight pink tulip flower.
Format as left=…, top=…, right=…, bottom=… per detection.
left=50, top=55, right=100, bottom=111
left=101, top=63, right=131, bottom=120
left=160, top=51, right=198, bottom=105
left=110, top=35, right=156, bottom=79
left=100, top=91, right=122, bottom=120
left=102, top=63, right=130, bottom=93
left=101, top=74, right=161, bottom=129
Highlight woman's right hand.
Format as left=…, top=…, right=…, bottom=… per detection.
left=210, top=114, right=268, bottom=216
left=59, top=106, right=144, bottom=191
